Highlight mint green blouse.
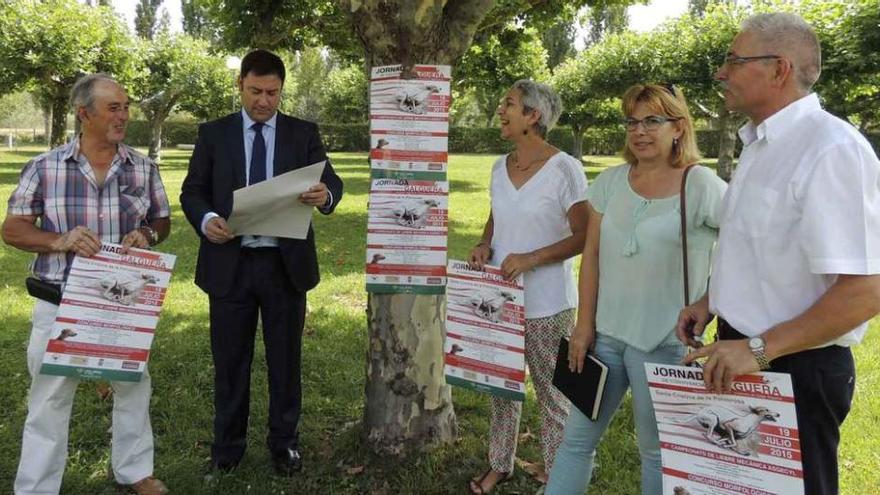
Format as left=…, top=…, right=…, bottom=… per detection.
left=589, top=164, right=727, bottom=352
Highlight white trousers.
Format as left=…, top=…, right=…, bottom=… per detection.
left=14, top=299, right=155, bottom=495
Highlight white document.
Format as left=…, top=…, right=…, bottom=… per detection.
left=227, top=161, right=325, bottom=239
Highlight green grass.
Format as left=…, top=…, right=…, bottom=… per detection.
left=0, top=147, right=877, bottom=494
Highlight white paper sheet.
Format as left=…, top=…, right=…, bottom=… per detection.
left=227, top=161, right=325, bottom=239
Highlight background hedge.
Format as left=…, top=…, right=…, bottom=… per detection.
left=114, top=120, right=876, bottom=159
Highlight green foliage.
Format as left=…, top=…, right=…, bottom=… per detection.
left=456, top=25, right=550, bottom=126
left=134, top=0, right=164, bottom=40
left=319, top=64, right=368, bottom=124
left=124, top=120, right=199, bottom=147
left=283, top=48, right=330, bottom=123
left=0, top=0, right=134, bottom=146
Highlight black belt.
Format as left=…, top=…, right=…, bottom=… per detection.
left=717, top=318, right=748, bottom=341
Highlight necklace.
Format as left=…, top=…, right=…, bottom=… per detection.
left=511, top=151, right=550, bottom=171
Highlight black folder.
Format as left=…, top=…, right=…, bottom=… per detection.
left=552, top=337, right=608, bottom=421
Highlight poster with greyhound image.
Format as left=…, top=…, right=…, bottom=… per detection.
left=40, top=243, right=176, bottom=382
left=646, top=363, right=804, bottom=495
left=444, top=260, right=525, bottom=401
left=366, top=178, right=448, bottom=294
left=369, top=64, right=450, bottom=177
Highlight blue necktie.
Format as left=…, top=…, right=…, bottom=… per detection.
left=249, top=122, right=266, bottom=185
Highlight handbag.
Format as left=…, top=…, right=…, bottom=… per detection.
left=680, top=164, right=696, bottom=306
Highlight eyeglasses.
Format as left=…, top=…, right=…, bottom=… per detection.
left=623, top=116, right=680, bottom=131
left=720, top=54, right=782, bottom=67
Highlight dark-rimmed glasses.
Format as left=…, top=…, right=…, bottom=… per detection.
left=720, top=54, right=782, bottom=67
left=623, top=116, right=681, bottom=132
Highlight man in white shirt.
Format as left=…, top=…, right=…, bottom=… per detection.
left=676, top=13, right=880, bottom=495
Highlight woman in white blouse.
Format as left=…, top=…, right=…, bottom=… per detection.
left=468, top=79, right=589, bottom=494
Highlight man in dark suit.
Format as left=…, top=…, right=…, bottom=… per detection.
left=180, top=49, right=343, bottom=476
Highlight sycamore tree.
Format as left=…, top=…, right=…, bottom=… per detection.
left=201, top=0, right=641, bottom=456
left=0, top=0, right=133, bottom=148
left=551, top=29, right=662, bottom=159
left=319, top=64, right=368, bottom=123
left=131, top=33, right=232, bottom=161
left=805, top=0, right=880, bottom=132
left=456, top=25, right=550, bottom=127
left=651, top=2, right=743, bottom=180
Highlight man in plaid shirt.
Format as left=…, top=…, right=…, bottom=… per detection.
left=2, top=74, right=170, bottom=495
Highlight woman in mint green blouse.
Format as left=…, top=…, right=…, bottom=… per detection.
left=546, top=84, right=727, bottom=494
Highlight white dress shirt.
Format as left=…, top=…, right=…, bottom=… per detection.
left=709, top=93, right=880, bottom=346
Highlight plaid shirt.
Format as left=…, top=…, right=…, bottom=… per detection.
left=7, top=138, right=171, bottom=283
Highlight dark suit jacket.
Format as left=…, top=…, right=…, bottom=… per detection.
left=180, top=112, right=343, bottom=298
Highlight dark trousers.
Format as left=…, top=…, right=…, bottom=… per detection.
left=209, top=248, right=306, bottom=464
left=718, top=319, right=855, bottom=495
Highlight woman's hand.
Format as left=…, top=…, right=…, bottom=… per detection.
left=500, top=252, right=538, bottom=280
left=468, top=243, right=492, bottom=270
left=568, top=324, right=596, bottom=373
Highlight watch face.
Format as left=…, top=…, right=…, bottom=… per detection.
left=749, top=337, right=763, bottom=350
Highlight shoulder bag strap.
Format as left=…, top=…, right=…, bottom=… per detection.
left=680, top=165, right=696, bottom=306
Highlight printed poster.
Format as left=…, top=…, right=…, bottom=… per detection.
left=646, top=363, right=804, bottom=495
left=444, top=260, right=525, bottom=401
left=369, top=64, right=450, bottom=179
left=366, top=177, right=448, bottom=294
left=40, top=243, right=176, bottom=382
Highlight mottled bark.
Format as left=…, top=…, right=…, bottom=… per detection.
left=364, top=294, right=457, bottom=455
left=346, top=0, right=498, bottom=455
left=571, top=123, right=585, bottom=161
left=49, top=93, right=68, bottom=148
left=715, top=103, right=739, bottom=182
left=139, top=90, right=176, bottom=162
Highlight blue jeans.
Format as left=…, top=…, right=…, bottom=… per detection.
left=545, top=333, right=686, bottom=495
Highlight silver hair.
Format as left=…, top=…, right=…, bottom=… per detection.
left=512, top=79, right=562, bottom=138
left=70, top=73, right=118, bottom=121
left=741, top=13, right=821, bottom=90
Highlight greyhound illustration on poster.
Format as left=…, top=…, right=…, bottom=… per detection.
left=444, top=260, right=526, bottom=401
left=646, top=363, right=804, bottom=495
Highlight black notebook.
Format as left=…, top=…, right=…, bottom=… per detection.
left=552, top=337, right=608, bottom=422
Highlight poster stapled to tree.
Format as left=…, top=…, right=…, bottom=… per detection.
left=646, top=363, right=804, bottom=495
left=368, top=64, right=451, bottom=179
left=366, top=178, right=448, bottom=293
left=40, top=243, right=176, bottom=382
left=443, top=260, right=526, bottom=401
left=366, top=64, right=450, bottom=294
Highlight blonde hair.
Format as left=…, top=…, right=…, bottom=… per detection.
left=621, top=84, right=701, bottom=168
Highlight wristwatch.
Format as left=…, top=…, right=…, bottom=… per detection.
left=748, top=336, right=771, bottom=370
left=139, top=225, right=159, bottom=246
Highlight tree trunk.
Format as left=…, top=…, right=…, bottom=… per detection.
left=148, top=118, right=163, bottom=162
left=364, top=293, right=456, bottom=454
left=42, top=103, right=52, bottom=148
left=344, top=0, right=496, bottom=456
left=715, top=103, right=739, bottom=182
left=571, top=124, right=585, bottom=161
left=49, top=93, right=68, bottom=148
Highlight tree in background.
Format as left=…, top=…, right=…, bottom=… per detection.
left=456, top=25, right=550, bottom=126
left=283, top=48, right=330, bottom=123
left=0, top=0, right=133, bottom=148
left=134, top=0, right=168, bottom=40
left=319, top=64, right=368, bottom=124
left=542, top=22, right=578, bottom=71
left=131, top=34, right=232, bottom=160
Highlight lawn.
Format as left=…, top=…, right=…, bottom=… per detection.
left=0, top=147, right=877, bottom=494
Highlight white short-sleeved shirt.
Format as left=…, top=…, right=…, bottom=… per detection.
left=490, top=152, right=589, bottom=318
left=709, top=93, right=880, bottom=346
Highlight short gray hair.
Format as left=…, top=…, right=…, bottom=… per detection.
left=741, top=13, right=821, bottom=90
left=512, top=79, right=562, bottom=138
left=70, top=73, right=118, bottom=120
